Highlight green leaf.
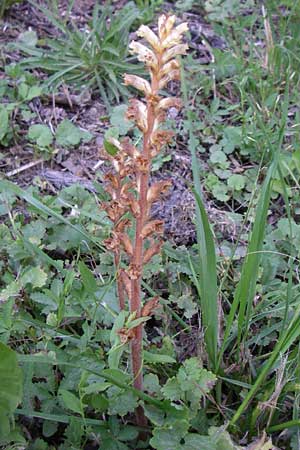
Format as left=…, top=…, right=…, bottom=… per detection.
left=0, top=343, right=23, bottom=439
left=177, top=358, right=216, bottom=393
left=144, top=404, right=165, bottom=426
left=150, top=420, right=189, bottom=450
left=83, top=382, right=111, bottom=395
left=18, top=82, right=29, bottom=100
left=20, top=266, right=48, bottom=288
left=209, top=426, right=241, bottom=449
left=90, top=394, right=109, bottom=412
left=209, top=150, right=228, bottom=168
left=182, top=434, right=214, bottom=450
left=59, top=389, right=82, bottom=415
left=108, top=388, right=138, bottom=416
left=28, top=124, right=53, bottom=147
left=0, top=281, right=20, bottom=302
left=144, top=351, right=176, bottom=364
left=104, top=127, right=120, bottom=156
left=56, top=119, right=92, bottom=147
left=227, top=174, right=246, bottom=191
left=26, top=85, right=43, bottom=101
left=212, top=184, right=230, bottom=202
left=18, top=30, right=38, bottom=48
left=161, top=377, right=181, bottom=401
left=110, top=104, right=132, bottom=135
left=144, top=373, right=161, bottom=395
left=30, top=292, right=57, bottom=313
left=78, top=261, right=97, bottom=294
left=100, top=368, right=131, bottom=386
left=192, top=191, right=219, bottom=369
left=169, top=293, right=197, bottom=319
left=0, top=105, right=9, bottom=141
left=22, top=219, right=46, bottom=245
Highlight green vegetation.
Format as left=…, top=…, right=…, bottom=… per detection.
left=14, top=1, right=141, bottom=106
left=1, top=0, right=300, bottom=448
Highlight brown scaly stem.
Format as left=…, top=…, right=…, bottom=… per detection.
left=114, top=254, right=125, bottom=310
left=130, top=72, right=159, bottom=393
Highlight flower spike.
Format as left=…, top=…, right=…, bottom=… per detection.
left=101, top=14, right=188, bottom=428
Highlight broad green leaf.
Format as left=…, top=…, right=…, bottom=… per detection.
left=104, top=127, right=119, bottom=155
left=56, top=119, right=92, bottom=147
left=161, top=377, right=181, bottom=401
left=0, top=343, right=23, bottom=439
left=78, top=261, right=97, bottom=294
left=28, top=124, right=53, bottom=147
left=22, top=219, right=46, bottom=245
left=150, top=420, right=189, bottom=450
left=110, top=104, right=132, bottom=135
left=26, top=85, right=43, bottom=100
left=0, top=105, right=9, bottom=141
left=182, top=434, right=214, bottom=450
left=209, top=150, right=228, bottom=168
left=90, top=394, right=109, bottom=412
left=227, top=174, right=246, bottom=191
left=177, top=358, right=216, bottom=393
left=144, top=351, right=176, bottom=364
left=100, top=368, right=131, bottom=386
left=30, top=292, right=57, bottom=313
left=0, top=281, right=20, bottom=302
left=107, top=388, right=138, bottom=416
left=209, top=426, right=241, bottom=449
left=144, top=404, right=165, bottom=426
left=18, top=30, right=38, bottom=48
left=144, top=374, right=161, bottom=395
left=83, top=382, right=111, bottom=395
left=20, top=266, right=48, bottom=288
left=59, top=389, right=82, bottom=415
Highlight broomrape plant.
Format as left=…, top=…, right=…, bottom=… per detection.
left=101, top=14, right=188, bottom=422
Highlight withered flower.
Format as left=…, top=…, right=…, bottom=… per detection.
left=115, top=218, right=131, bottom=233
left=143, top=240, right=163, bottom=264
left=147, top=180, right=172, bottom=206
left=126, top=99, right=148, bottom=132
left=134, top=155, right=150, bottom=173
left=127, top=264, right=142, bottom=280
left=141, top=297, right=160, bottom=317
left=117, top=327, right=136, bottom=344
left=119, top=233, right=133, bottom=257
left=103, top=234, right=120, bottom=252
left=141, top=220, right=164, bottom=239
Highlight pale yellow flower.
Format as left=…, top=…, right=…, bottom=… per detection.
left=124, top=74, right=151, bottom=96
left=161, top=23, right=189, bottom=48
left=137, top=25, right=161, bottom=51
left=129, top=41, right=158, bottom=69
left=158, top=14, right=176, bottom=41
left=159, top=69, right=181, bottom=89
left=162, top=44, right=188, bottom=64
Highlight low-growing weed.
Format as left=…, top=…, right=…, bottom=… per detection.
left=14, top=1, right=141, bottom=108
left=0, top=0, right=22, bottom=19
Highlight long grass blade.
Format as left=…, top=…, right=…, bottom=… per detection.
left=181, top=61, right=218, bottom=370
left=0, top=180, right=104, bottom=251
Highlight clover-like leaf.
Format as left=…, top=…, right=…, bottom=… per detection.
left=28, top=124, right=53, bottom=147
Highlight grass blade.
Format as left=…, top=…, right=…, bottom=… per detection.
left=181, top=61, right=218, bottom=370
left=0, top=180, right=104, bottom=251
